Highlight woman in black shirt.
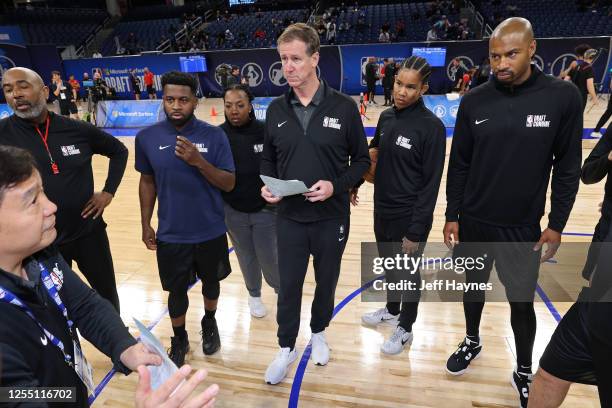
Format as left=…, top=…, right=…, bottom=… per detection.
left=221, top=84, right=279, bottom=318
left=360, top=56, right=446, bottom=355
left=564, top=45, right=598, bottom=111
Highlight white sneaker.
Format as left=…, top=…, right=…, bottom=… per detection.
left=381, top=326, right=413, bottom=355
left=591, top=131, right=602, bottom=138
left=311, top=332, right=330, bottom=366
left=248, top=296, right=267, bottom=318
left=264, top=347, right=298, bottom=384
left=361, top=307, right=399, bottom=326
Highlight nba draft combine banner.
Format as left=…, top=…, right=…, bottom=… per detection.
left=341, top=37, right=611, bottom=95
left=63, top=37, right=611, bottom=100
left=64, top=54, right=181, bottom=99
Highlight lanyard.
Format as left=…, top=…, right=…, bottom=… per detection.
left=34, top=116, right=59, bottom=175
left=0, top=262, right=74, bottom=366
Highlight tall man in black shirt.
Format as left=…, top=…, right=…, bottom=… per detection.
left=0, top=67, right=127, bottom=312
left=260, top=23, right=370, bottom=385
left=443, top=18, right=582, bottom=408
left=365, top=57, right=378, bottom=104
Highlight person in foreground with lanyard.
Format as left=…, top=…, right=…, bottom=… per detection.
left=0, top=145, right=219, bottom=407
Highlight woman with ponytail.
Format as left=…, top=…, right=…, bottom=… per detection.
left=360, top=56, right=446, bottom=355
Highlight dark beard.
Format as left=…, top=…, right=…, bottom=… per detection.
left=166, top=112, right=194, bottom=128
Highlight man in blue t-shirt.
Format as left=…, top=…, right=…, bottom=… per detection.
left=135, top=71, right=236, bottom=366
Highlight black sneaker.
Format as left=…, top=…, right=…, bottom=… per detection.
left=168, top=334, right=189, bottom=367
left=511, top=369, right=533, bottom=408
left=446, top=337, right=482, bottom=375
left=201, top=317, right=221, bottom=355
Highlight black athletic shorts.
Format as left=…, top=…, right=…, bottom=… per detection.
left=540, top=300, right=598, bottom=385
left=146, top=85, right=156, bottom=95
left=455, top=216, right=542, bottom=302
left=156, top=233, right=231, bottom=293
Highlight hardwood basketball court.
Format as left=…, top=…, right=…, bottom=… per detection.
left=81, top=97, right=608, bottom=407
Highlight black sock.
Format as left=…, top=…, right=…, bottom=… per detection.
left=518, top=364, right=532, bottom=375
left=466, top=334, right=480, bottom=344
left=172, top=324, right=187, bottom=339
left=386, top=302, right=400, bottom=316
left=204, top=308, right=216, bottom=320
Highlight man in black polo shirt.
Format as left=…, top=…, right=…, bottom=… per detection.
left=0, top=67, right=127, bottom=312
left=443, top=18, right=582, bottom=408
left=261, top=23, right=370, bottom=385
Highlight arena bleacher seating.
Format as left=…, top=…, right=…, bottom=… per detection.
left=477, top=0, right=611, bottom=37
left=8, top=7, right=107, bottom=47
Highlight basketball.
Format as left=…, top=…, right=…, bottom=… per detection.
left=364, top=147, right=378, bottom=183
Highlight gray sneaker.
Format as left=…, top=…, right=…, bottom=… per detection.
left=381, top=326, right=413, bottom=355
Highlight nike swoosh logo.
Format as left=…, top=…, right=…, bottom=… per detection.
left=40, top=336, right=48, bottom=346
left=277, top=121, right=287, bottom=128
left=475, top=119, right=489, bottom=125
left=159, top=145, right=171, bottom=150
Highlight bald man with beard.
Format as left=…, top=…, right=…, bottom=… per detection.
left=443, top=18, right=582, bottom=407
left=0, top=67, right=127, bottom=312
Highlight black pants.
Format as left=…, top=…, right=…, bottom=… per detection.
left=58, top=222, right=120, bottom=312
left=366, top=80, right=376, bottom=102
left=457, top=216, right=541, bottom=368
left=276, top=216, right=349, bottom=349
left=383, top=85, right=392, bottom=104
left=594, top=95, right=612, bottom=133
left=374, top=213, right=428, bottom=332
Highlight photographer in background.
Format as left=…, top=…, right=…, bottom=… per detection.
left=50, top=71, right=78, bottom=120
left=226, top=65, right=247, bottom=88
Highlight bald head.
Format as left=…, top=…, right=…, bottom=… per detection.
left=2, top=67, right=45, bottom=88
left=491, top=17, right=534, bottom=44
left=2, top=67, right=49, bottom=122
left=489, top=17, right=536, bottom=86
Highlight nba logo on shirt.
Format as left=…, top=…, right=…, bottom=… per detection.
left=396, top=135, right=412, bottom=150
left=526, top=114, right=550, bottom=128
left=195, top=143, right=208, bottom=153
left=323, top=116, right=342, bottom=130
left=253, top=144, right=263, bottom=153
left=60, top=145, right=81, bottom=156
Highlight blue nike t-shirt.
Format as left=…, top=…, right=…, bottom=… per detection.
left=135, top=117, right=235, bottom=244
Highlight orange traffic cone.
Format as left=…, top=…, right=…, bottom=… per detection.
left=211, top=106, right=218, bottom=117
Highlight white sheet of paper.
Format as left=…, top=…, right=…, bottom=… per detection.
left=260, top=175, right=309, bottom=197
left=133, top=318, right=181, bottom=391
